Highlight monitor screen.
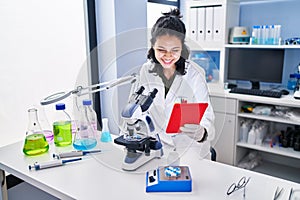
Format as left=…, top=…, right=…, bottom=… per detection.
left=227, top=48, right=284, bottom=89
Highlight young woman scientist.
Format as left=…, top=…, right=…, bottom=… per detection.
left=137, top=9, right=215, bottom=158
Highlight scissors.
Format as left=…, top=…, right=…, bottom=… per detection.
left=273, top=187, right=284, bottom=200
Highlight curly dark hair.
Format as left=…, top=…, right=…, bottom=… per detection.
left=147, top=8, right=189, bottom=75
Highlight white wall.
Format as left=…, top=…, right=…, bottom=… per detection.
left=95, top=0, right=118, bottom=134
left=0, top=0, right=89, bottom=147
left=95, top=0, right=147, bottom=134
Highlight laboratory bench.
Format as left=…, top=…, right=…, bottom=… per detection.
left=1, top=135, right=300, bottom=200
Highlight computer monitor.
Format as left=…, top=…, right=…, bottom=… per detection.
left=227, top=48, right=284, bottom=89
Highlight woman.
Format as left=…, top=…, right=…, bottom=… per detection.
left=137, top=8, right=215, bottom=158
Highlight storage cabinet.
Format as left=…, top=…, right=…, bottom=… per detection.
left=234, top=97, right=300, bottom=183
left=210, top=96, right=237, bottom=165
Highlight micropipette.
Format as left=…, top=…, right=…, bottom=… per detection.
left=53, top=150, right=102, bottom=159
left=28, top=158, right=82, bottom=170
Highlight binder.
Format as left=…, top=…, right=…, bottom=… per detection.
left=205, top=6, right=213, bottom=41
left=213, top=6, right=222, bottom=41
left=189, top=8, right=197, bottom=42
left=197, top=7, right=206, bottom=42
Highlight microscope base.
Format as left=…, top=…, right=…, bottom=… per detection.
left=122, top=149, right=162, bottom=171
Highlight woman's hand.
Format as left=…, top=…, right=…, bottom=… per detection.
left=180, top=124, right=207, bottom=142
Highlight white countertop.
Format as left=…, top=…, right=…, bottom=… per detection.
left=0, top=139, right=299, bottom=200
left=208, top=82, right=300, bottom=107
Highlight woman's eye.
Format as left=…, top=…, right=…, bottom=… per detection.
left=157, top=49, right=167, bottom=53
left=171, top=50, right=180, bottom=53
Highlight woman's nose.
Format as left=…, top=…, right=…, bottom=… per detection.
left=165, top=51, right=173, bottom=57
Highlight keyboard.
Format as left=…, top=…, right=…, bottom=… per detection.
left=229, top=87, right=282, bottom=98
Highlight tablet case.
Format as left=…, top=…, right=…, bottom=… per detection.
left=166, top=103, right=208, bottom=133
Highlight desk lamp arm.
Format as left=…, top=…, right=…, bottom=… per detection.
left=40, top=74, right=138, bottom=105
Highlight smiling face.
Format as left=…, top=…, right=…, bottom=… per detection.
left=153, top=35, right=182, bottom=70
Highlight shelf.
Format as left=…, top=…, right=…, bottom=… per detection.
left=236, top=142, right=300, bottom=159
left=238, top=113, right=300, bottom=125
left=225, top=44, right=300, bottom=49
left=252, top=160, right=300, bottom=183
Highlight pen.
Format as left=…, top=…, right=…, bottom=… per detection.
left=53, top=150, right=102, bottom=159
left=28, top=158, right=82, bottom=170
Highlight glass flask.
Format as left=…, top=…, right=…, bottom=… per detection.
left=83, top=99, right=97, bottom=131
left=73, top=100, right=97, bottom=150
left=287, top=74, right=297, bottom=91
left=23, top=108, right=49, bottom=156
left=100, top=118, right=112, bottom=142
left=53, top=103, right=72, bottom=147
left=37, top=105, right=54, bottom=143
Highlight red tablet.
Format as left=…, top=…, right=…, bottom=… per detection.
left=166, top=103, right=208, bottom=133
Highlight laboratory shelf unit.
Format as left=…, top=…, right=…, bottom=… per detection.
left=236, top=142, right=300, bottom=160
left=235, top=98, right=300, bottom=183
left=237, top=113, right=300, bottom=125
left=188, top=0, right=300, bottom=183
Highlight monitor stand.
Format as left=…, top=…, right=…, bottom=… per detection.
left=251, top=81, right=260, bottom=90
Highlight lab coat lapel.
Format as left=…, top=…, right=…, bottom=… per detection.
left=165, top=75, right=183, bottom=106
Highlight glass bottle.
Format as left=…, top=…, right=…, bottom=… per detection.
left=53, top=103, right=72, bottom=146
left=23, top=108, right=49, bottom=156
left=83, top=99, right=97, bottom=131
left=287, top=74, right=297, bottom=91
left=73, top=100, right=97, bottom=150
left=100, top=118, right=112, bottom=142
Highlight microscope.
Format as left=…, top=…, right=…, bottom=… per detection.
left=114, top=86, right=164, bottom=171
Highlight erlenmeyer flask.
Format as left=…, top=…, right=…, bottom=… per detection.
left=36, top=105, right=53, bottom=143
left=23, top=108, right=49, bottom=156
left=100, top=118, right=112, bottom=142
left=73, top=100, right=97, bottom=150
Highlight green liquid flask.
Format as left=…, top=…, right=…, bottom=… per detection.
left=23, top=108, right=49, bottom=156
left=53, top=103, right=72, bottom=147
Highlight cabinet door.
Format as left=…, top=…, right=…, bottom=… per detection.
left=212, top=112, right=235, bottom=165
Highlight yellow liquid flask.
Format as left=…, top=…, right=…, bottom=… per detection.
left=23, top=108, right=49, bottom=156
left=53, top=103, right=72, bottom=147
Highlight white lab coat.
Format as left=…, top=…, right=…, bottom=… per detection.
left=136, top=60, right=215, bottom=159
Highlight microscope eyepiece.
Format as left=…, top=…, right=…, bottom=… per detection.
left=150, top=88, right=158, bottom=98
left=136, top=86, right=145, bottom=95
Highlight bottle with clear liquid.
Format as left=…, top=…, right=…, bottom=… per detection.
left=73, top=100, right=97, bottom=150
left=100, top=118, right=112, bottom=142
left=53, top=103, right=72, bottom=146
left=23, top=108, right=49, bottom=156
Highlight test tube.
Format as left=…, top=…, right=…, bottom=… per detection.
left=269, top=25, right=275, bottom=45
left=257, top=25, right=262, bottom=45
left=274, top=25, right=281, bottom=45
left=251, top=25, right=259, bottom=45
left=262, top=25, right=269, bottom=45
